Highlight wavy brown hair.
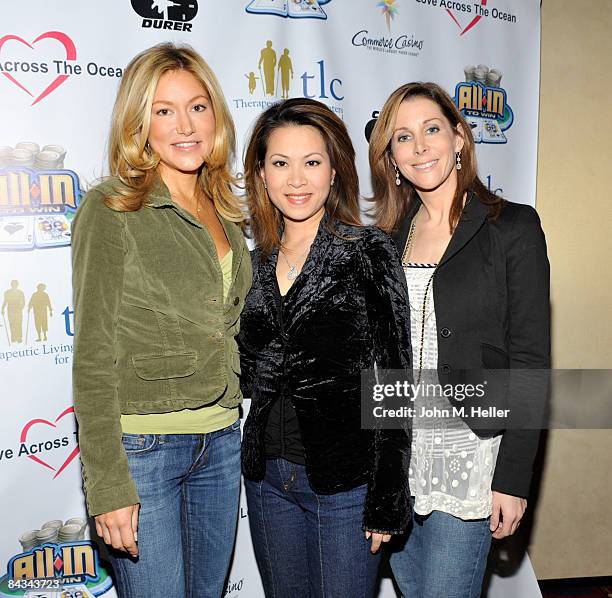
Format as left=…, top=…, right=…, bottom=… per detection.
left=369, top=81, right=502, bottom=233
left=244, top=98, right=362, bottom=257
left=105, top=42, right=243, bottom=222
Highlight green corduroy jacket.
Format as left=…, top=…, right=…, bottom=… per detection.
left=71, top=177, right=252, bottom=516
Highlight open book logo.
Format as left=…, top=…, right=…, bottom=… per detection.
left=245, top=0, right=332, bottom=20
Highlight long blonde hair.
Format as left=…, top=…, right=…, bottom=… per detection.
left=106, top=42, right=243, bottom=222
left=369, top=82, right=502, bottom=233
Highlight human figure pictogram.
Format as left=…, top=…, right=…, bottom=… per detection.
left=2, top=280, right=25, bottom=344
left=28, top=283, right=53, bottom=342
left=258, top=40, right=277, bottom=96
left=278, top=48, right=294, bottom=99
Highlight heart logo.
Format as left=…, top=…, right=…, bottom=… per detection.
left=20, top=406, right=80, bottom=478
left=0, top=31, right=77, bottom=106
left=446, top=0, right=487, bottom=36
left=4, top=223, right=24, bottom=235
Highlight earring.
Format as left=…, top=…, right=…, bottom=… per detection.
left=455, top=151, right=462, bottom=171
left=330, top=177, right=335, bottom=187
left=394, top=164, right=401, bottom=186
left=263, top=181, right=267, bottom=190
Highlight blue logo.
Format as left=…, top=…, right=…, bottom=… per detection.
left=0, top=167, right=82, bottom=251
left=454, top=66, right=514, bottom=145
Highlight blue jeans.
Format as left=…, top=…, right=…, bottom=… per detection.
left=108, top=420, right=241, bottom=598
left=244, top=458, right=381, bottom=598
left=389, top=504, right=492, bottom=598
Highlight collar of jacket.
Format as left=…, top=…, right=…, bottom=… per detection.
left=145, top=175, right=247, bottom=283
left=256, top=212, right=336, bottom=330
left=391, top=189, right=489, bottom=268
left=146, top=176, right=175, bottom=208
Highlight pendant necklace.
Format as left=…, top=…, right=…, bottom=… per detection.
left=193, top=194, right=203, bottom=219
left=279, top=244, right=311, bottom=281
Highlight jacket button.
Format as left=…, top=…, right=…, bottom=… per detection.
left=233, top=296, right=240, bottom=306
left=441, top=364, right=451, bottom=374
left=440, top=327, right=451, bottom=338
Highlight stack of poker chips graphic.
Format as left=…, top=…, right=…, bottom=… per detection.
left=19, top=517, right=87, bottom=550
left=463, top=64, right=503, bottom=87
left=0, top=142, right=66, bottom=169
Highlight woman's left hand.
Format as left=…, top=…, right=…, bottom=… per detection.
left=365, top=530, right=392, bottom=553
left=490, top=491, right=527, bottom=539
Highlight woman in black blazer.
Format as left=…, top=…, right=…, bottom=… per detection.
left=368, top=82, right=550, bottom=598
left=238, top=98, right=412, bottom=597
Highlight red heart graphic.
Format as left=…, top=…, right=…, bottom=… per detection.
left=0, top=31, right=77, bottom=106
left=20, top=406, right=80, bottom=479
left=446, top=0, right=486, bottom=36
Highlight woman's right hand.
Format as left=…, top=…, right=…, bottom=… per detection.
left=94, top=504, right=140, bottom=557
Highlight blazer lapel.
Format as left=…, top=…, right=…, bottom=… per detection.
left=282, top=216, right=334, bottom=332
left=437, top=192, right=489, bottom=268
left=391, top=191, right=489, bottom=268
left=257, top=247, right=280, bottom=323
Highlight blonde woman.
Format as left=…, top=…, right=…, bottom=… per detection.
left=72, top=43, right=251, bottom=598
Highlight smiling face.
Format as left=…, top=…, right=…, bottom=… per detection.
left=390, top=97, right=464, bottom=197
left=148, top=69, right=216, bottom=181
left=260, top=124, right=335, bottom=225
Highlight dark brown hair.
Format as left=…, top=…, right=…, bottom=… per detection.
left=368, top=81, right=502, bottom=233
left=244, top=98, right=361, bottom=257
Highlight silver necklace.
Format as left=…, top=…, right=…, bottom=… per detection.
left=279, top=245, right=310, bottom=281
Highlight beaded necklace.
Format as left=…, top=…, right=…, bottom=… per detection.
left=401, top=217, right=437, bottom=384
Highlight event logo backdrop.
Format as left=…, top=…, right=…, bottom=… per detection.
left=0, top=2, right=541, bottom=596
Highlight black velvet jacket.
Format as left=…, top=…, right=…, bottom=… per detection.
left=239, top=218, right=413, bottom=533
left=392, top=193, right=550, bottom=498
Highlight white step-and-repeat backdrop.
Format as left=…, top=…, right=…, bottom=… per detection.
left=1, top=1, right=542, bottom=596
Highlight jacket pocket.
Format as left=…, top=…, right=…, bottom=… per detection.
left=230, top=349, right=241, bottom=375
left=131, top=351, right=197, bottom=380
left=481, top=343, right=509, bottom=369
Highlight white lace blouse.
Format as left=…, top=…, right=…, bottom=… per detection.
left=404, top=263, right=500, bottom=520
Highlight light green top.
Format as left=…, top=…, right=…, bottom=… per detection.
left=120, top=249, right=238, bottom=434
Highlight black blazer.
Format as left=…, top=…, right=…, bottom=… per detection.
left=239, top=218, right=413, bottom=534
left=392, top=192, right=550, bottom=498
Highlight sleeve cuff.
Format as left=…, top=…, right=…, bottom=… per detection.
left=85, top=479, right=140, bottom=517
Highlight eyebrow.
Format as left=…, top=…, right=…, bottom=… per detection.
left=393, top=118, right=442, bottom=133
left=152, top=94, right=208, bottom=106
left=268, top=152, right=325, bottom=159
